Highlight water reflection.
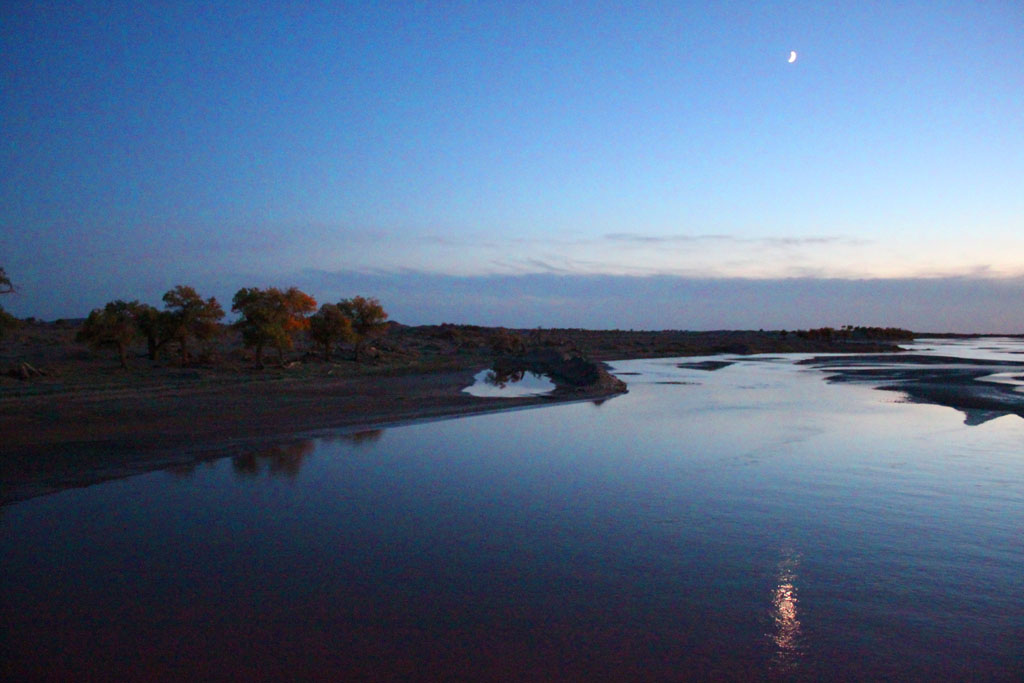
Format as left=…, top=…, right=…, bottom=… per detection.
left=463, top=368, right=555, bottom=397
left=486, top=367, right=531, bottom=388
left=324, top=429, right=384, bottom=447
left=231, top=441, right=314, bottom=479
left=164, top=460, right=217, bottom=478
left=769, top=550, right=805, bottom=672
left=485, top=367, right=521, bottom=388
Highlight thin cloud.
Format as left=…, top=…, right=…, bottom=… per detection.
left=604, top=232, right=869, bottom=248
left=761, top=236, right=868, bottom=248
left=604, top=232, right=732, bottom=244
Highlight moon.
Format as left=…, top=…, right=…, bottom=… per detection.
left=788, top=51, right=797, bottom=63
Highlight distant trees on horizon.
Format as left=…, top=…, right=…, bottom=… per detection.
left=69, top=284, right=390, bottom=368
left=789, top=325, right=914, bottom=342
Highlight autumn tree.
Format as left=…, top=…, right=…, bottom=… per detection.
left=336, top=296, right=388, bottom=362
left=232, top=287, right=317, bottom=365
left=308, top=303, right=354, bottom=361
left=162, top=285, right=224, bottom=364
left=76, top=300, right=142, bottom=368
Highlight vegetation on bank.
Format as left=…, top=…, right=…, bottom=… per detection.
left=69, top=283, right=391, bottom=369
left=785, top=326, right=915, bottom=342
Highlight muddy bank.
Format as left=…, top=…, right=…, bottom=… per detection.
left=800, top=354, right=1024, bottom=425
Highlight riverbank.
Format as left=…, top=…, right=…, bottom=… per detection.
left=1, top=365, right=630, bottom=505
left=1, top=323, right=909, bottom=504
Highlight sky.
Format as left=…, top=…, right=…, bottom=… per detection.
left=2, top=1, right=1023, bottom=331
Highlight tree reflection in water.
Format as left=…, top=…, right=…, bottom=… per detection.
left=485, top=367, right=526, bottom=389
left=165, top=462, right=198, bottom=478
left=339, top=429, right=383, bottom=446
left=165, top=459, right=219, bottom=478
left=231, top=440, right=315, bottom=479
left=319, top=429, right=384, bottom=448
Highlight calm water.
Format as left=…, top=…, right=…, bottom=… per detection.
left=3, top=341, right=1024, bottom=680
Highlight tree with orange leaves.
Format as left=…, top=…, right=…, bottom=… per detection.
left=232, top=287, right=317, bottom=366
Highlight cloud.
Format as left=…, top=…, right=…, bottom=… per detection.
left=603, top=232, right=868, bottom=248
left=604, top=232, right=731, bottom=244
left=760, top=236, right=868, bottom=248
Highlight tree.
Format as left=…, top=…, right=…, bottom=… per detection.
left=76, top=300, right=141, bottom=368
left=336, top=296, right=388, bottom=362
left=0, top=267, right=14, bottom=338
left=308, top=303, right=354, bottom=361
left=232, top=287, right=317, bottom=365
left=162, top=285, right=225, bottom=364
left=134, top=303, right=175, bottom=361
left=0, top=306, right=16, bottom=339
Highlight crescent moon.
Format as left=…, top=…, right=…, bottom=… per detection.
left=788, top=51, right=797, bottom=63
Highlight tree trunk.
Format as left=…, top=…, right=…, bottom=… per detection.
left=118, top=342, right=128, bottom=369
left=256, top=343, right=265, bottom=367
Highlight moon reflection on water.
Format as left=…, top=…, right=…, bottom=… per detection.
left=769, top=550, right=805, bottom=671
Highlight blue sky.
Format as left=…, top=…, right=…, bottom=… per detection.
left=2, top=1, right=1022, bottom=330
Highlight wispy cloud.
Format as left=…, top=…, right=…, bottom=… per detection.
left=761, top=236, right=868, bottom=248
left=604, top=232, right=868, bottom=248
left=604, top=232, right=732, bottom=244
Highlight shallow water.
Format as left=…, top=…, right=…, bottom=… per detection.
left=3, top=341, right=1024, bottom=680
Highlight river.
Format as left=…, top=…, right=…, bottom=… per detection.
left=3, top=339, right=1023, bottom=679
